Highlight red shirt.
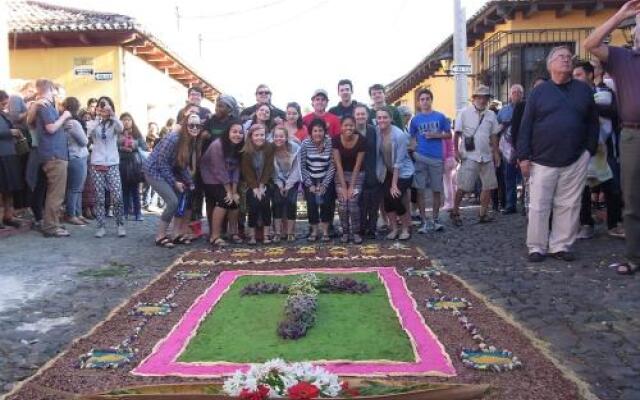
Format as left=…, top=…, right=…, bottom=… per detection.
left=302, top=112, right=341, bottom=139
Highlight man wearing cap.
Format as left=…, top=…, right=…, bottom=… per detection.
left=303, top=89, right=341, bottom=139
left=585, top=0, right=640, bottom=274
left=517, top=46, right=599, bottom=263
left=240, top=84, right=286, bottom=123
left=450, top=85, right=501, bottom=225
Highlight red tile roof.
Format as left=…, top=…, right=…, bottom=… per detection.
left=7, top=0, right=221, bottom=99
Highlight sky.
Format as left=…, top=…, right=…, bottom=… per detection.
left=48, top=0, right=489, bottom=109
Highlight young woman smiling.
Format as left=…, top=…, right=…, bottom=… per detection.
left=333, top=116, right=366, bottom=244
left=200, top=121, right=245, bottom=246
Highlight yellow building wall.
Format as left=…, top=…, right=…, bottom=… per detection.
left=394, top=7, right=626, bottom=119
left=9, top=46, right=123, bottom=110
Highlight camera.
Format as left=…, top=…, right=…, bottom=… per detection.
left=464, top=136, right=475, bottom=152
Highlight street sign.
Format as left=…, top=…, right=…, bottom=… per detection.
left=94, top=72, right=113, bottom=81
left=74, top=67, right=94, bottom=76
left=451, top=64, right=472, bottom=75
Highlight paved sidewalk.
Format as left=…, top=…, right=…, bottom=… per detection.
left=0, top=209, right=637, bottom=400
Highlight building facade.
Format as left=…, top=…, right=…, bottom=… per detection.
left=6, top=0, right=220, bottom=128
left=387, top=0, right=634, bottom=119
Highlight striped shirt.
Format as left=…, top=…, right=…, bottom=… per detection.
left=300, top=137, right=335, bottom=188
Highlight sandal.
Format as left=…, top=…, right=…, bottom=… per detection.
left=386, top=230, right=399, bottom=240
left=263, top=236, right=272, bottom=245
left=231, top=234, right=243, bottom=244
left=340, top=234, right=349, bottom=243
left=478, top=214, right=495, bottom=224
left=155, top=236, right=175, bottom=248
left=352, top=234, right=363, bottom=244
left=173, top=235, right=192, bottom=245
left=247, top=237, right=257, bottom=245
left=287, top=234, right=296, bottom=242
left=321, top=234, right=331, bottom=243
left=307, top=233, right=317, bottom=242
left=614, top=262, right=638, bottom=275
left=398, top=231, right=411, bottom=241
left=210, top=237, right=228, bottom=247
left=450, top=212, right=463, bottom=227
left=272, top=234, right=281, bottom=243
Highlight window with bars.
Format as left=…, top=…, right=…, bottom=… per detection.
left=472, top=28, right=592, bottom=103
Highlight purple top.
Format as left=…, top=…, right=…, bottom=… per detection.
left=605, top=46, right=640, bottom=124
left=200, top=138, right=240, bottom=185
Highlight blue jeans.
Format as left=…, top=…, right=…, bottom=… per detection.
left=66, top=156, right=87, bottom=217
left=503, top=158, right=519, bottom=211
left=122, top=182, right=141, bottom=218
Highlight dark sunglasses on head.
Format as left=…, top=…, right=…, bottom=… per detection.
left=257, top=90, right=271, bottom=95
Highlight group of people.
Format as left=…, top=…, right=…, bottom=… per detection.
left=0, top=1, right=637, bottom=275
left=0, top=80, right=157, bottom=238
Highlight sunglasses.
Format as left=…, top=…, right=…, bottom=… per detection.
left=256, top=90, right=271, bottom=95
left=188, top=123, right=202, bottom=130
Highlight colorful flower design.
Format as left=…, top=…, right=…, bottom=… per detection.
left=461, top=347, right=522, bottom=372
left=264, top=247, right=287, bottom=257
left=79, top=348, right=134, bottom=369
left=297, top=246, right=317, bottom=256
left=359, top=244, right=380, bottom=256
left=131, top=302, right=173, bottom=317
left=328, top=246, right=349, bottom=257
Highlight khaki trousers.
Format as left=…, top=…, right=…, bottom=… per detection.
left=620, top=128, right=640, bottom=266
left=42, top=159, right=68, bottom=233
left=527, top=151, right=589, bottom=254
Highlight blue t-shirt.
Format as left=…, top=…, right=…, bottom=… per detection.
left=409, top=111, right=450, bottom=160
left=36, top=102, right=68, bottom=162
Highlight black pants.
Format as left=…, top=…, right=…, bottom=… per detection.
left=492, top=162, right=505, bottom=210
left=304, top=183, right=335, bottom=225
left=272, top=184, right=299, bottom=220
left=383, top=174, right=412, bottom=216
left=580, top=180, right=622, bottom=230
left=246, top=186, right=272, bottom=228
left=361, top=184, right=382, bottom=234
left=31, top=166, right=47, bottom=221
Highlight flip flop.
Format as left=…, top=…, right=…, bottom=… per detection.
left=613, top=262, right=638, bottom=275
left=155, top=236, right=175, bottom=248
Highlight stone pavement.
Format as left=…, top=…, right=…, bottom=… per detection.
left=0, top=208, right=638, bottom=399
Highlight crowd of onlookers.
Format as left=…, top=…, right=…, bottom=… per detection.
left=0, top=2, right=637, bottom=275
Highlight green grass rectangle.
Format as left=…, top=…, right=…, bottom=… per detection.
left=178, top=272, right=415, bottom=363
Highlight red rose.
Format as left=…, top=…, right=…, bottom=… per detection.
left=287, top=382, right=320, bottom=400
left=240, top=385, right=270, bottom=400
left=340, top=382, right=360, bottom=397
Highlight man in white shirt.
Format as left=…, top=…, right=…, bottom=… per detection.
left=450, top=85, right=501, bottom=225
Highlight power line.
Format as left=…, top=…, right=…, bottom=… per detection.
left=180, top=0, right=290, bottom=20
left=199, top=1, right=326, bottom=43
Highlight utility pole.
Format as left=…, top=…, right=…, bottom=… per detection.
left=453, top=0, right=470, bottom=114
left=175, top=5, right=181, bottom=32
left=0, top=0, right=10, bottom=87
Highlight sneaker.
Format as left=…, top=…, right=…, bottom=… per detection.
left=417, top=222, right=430, bottom=234
left=43, top=227, right=70, bottom=237
left=608, top=226, right=625, bottom=239
left=432, top=219, right=444, bottom=231
left=106, top=210, right=114, bottom=218
left=528, top=252, right=545, bottom=263
left=118, top=225, right=126, bottom=237
left=135, top=215, right=144, bottom=222
left=95, top=227, right=106, bottom=238
left=576, top=225, right=594, bottom=239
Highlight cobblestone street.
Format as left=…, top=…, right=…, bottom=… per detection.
left=0, top=209, right=638, bottom=400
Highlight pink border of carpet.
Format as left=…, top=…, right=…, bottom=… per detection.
left=133, top=267, right=455, bottom=377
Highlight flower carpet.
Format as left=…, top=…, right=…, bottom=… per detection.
left=6, top=244, right=587, bottom=400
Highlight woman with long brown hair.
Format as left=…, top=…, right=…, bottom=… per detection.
left=143, top=107, right=200, bottom=248
left=118, top=112, right=147, bottom=221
